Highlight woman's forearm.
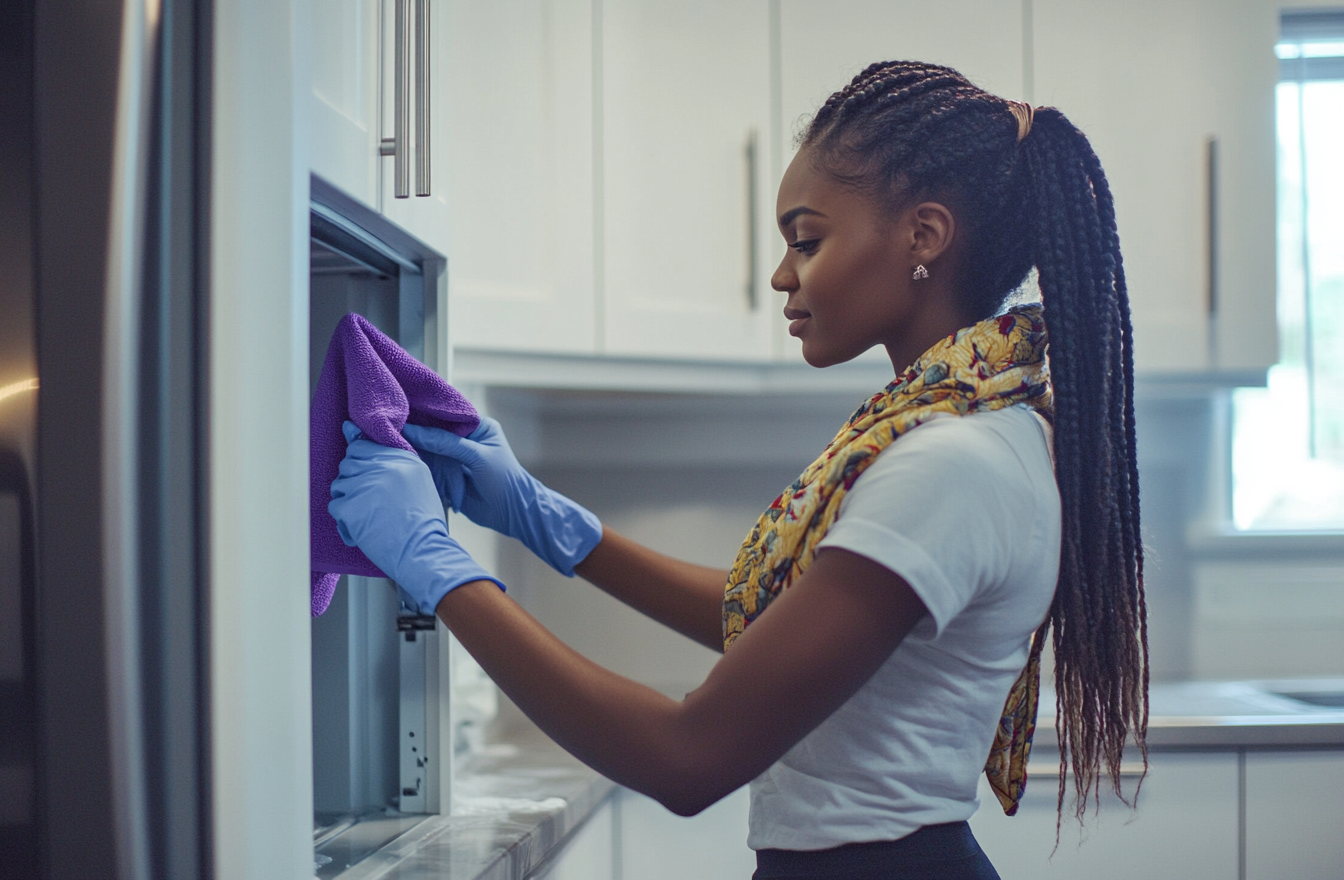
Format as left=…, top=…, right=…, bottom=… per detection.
left=573, top=527, right=728, bottom=651
left=436, top=549, right=925, bottom=818
left=435, top=580, right=737, bottom=814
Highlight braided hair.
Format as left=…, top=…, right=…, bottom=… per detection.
left=801, top=60, right=1148, bottom=822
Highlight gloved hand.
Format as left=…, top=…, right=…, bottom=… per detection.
left=401, top=417, right=602, bottom=576
left=330, top=421, right=504, bottom=615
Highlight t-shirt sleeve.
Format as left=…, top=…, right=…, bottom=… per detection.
left=815, top=412, right=1040, bottom=635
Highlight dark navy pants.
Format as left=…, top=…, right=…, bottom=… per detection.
left=753, top=821, right=1001, bottom=880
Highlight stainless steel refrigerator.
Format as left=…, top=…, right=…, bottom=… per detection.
left=1, top=1, right=211, bottom=876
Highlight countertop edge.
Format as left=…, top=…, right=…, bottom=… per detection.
left=1030, top=717, right=1344, bottom=750
left=328, top=737, right=617, bottom=880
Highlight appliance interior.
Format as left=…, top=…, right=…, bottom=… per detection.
left=307, top=180, right=448, bottom=876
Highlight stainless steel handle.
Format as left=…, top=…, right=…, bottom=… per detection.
left=1206, top=136, right=1218, bottom=318
left=744, top=128, right=759, bottom=310
left=380, top=0, right=411, bottom=198
left=414, top=0, right=430, bottom=197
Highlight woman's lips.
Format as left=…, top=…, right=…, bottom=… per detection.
left=784, top=308, right=810, bottom=337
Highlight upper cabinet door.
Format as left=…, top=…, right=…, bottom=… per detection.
left=600, top=0, right=774, bottom=361
left=310, top=0, right=382, bottom=207
left=439, top=0, right=597, bottom=355
left=775, top=0, right=1026, bottom=366
left=379, top=0, right=452, bottom=256
left=1033, top=0, right=1278, bottom=375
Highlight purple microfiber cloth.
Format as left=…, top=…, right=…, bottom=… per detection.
left=310, top=313, right=480, bottom=616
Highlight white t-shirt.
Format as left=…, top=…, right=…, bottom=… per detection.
left=747, top=405, right=1061, bottom=851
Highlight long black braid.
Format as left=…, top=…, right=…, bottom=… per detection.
left=802, top=61, right=1148, bottom=822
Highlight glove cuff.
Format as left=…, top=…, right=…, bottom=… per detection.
left=531, top=485, right=603, bottom=577
left=416, top=571, right=507, bottom=617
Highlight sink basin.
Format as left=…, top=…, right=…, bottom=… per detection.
left=1273, top=691, right=1344, bottom=709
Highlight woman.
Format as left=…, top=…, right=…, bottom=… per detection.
left=329, top=60, right=1148, bottom=879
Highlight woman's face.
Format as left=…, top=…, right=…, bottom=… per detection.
left=771, top=149, right=955, bottom=371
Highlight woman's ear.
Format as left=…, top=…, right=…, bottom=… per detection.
left=904, top=201, right=956, bottom=268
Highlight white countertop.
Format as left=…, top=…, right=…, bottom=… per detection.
left=316, top=727, right=614, bottom=880
left=318, top=678, right=1344, bottom=879
left=1033, top=678, right=1344, bottom=749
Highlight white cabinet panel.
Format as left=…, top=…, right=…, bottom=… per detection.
left=1245, top=751, right=1344, bottom=880
left=440, top=0, right=597, bottom=355
left=601, top=0, right=775, bottom=361
left=775, top=0, right=1026, bottom=367
left=534, top=799, right=615, bottom=880
left=1033, top=0, right=1278, bottom=375
left=616, top=787, right=756, bottom=880
left=970, top=751, right=1240, bottom=880
left=778, top=0, right=1025, bottom=157
left=379, top=0, right=452, bottom=256
left=310, top=0, right=381, bottom=207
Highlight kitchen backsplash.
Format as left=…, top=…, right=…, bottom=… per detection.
left=463, top=385, right=1344, bottom=693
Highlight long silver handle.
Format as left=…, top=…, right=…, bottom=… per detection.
left=380, top=0, right=411, bottom=198
left=414, top=0, right=431, bottom=196
left=1206, top=136, right=1218, bottom=318
left=744, top=128, right=759, bottom=310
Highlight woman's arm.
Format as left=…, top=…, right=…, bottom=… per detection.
left=405, top=420, right=727, bottom=647
left=573, top=527, right=729, bottom=652
left=437, top=545, right=928, bottom=817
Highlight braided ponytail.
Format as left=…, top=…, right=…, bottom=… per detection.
left=802, top=61, right=1148, bottom=822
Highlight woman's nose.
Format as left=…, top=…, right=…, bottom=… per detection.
left=771, top=255, right=795, bottom=293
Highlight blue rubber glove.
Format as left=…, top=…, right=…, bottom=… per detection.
left=330, top=421, right=504, bottom=615
left=401, top=417, right=602, bottom=576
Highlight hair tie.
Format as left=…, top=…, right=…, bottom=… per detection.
left=1007, top=101, right=1035, bottom=142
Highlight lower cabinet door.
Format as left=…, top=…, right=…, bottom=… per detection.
left=1245, top=751, right=1344, bottom=880
left=970, top=751, right=1240, bottom=880
left=616, top=787, right=756, bottom=880
left=534, top=799, right=615, bottom=880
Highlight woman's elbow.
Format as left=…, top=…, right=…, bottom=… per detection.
left=646, top=755, right=742, bottom=817
left=657, top=785, right=727, bottom=818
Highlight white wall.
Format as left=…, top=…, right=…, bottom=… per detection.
left=488, top=387, right=859, bottom=696
left=1192, top=559, right=1344, bottom=678
left=480, top=388, right=1344, bottom=693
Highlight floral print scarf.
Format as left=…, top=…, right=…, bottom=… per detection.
left=722, top=303, right=1053, bottom=815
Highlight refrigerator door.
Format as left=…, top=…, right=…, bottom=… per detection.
left=26, top=0, right=211, bottom=877
left=1, top=4, right=39, bottom=875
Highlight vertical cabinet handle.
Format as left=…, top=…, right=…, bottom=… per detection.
left=415, top=0, right=431, bottom=197
left=380, top=0, right=412, bottom=198
left=744, top=128, right=759, bottom=311
left=1206, top=136, right=1218, bottom=318
left=380, top=0, right=430, bottom=200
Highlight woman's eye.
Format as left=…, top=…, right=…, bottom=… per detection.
left=790, top=239, right=819, bottom=255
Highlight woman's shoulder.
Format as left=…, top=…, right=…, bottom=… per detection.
left=875, top=405, right=1051, bottom=481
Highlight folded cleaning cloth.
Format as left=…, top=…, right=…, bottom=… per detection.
left=310, top=313, right=480, bottom=616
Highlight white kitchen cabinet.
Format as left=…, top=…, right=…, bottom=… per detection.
left=1245, top=750, right=1344, bottom=880
left=378, top=0, right=452, bottom=257
left=532, top=798, right=616, bottom=880
left=615, top=787, right=756, bottom=880
left=440, top=0, right=597, bottom=355
left=308, top=0, right=451, bottom=255
left=600, top=0, right=776, bottom=361
left=1032, top=0, right=1278, bottom=376
left=774, top=0, right=1027, bottom=367
left=309, top=0, right=382, bottom=207
left=969, top=751, right=1240, bottom=880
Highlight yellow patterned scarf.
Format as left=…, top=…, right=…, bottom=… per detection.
left=722, top=303, right=1052, bottom=816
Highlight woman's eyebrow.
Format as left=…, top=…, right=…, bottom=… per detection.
left=779, top=206, right=826, bottom=226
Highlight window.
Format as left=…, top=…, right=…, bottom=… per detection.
left=1231, top=10, right=1344, bottom=531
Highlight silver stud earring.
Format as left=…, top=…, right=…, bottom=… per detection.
left=912, top=264, right=930, bottom=281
